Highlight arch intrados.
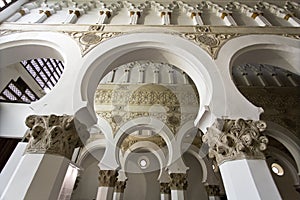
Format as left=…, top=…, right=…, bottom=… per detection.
left=265, top=121, right=300, bottom=175
left=113, top=117, right=173, bottom=167
left=120, top=141, right=167, bottom=179
left=0, top=37, right=68, bottom=68
left=76, top=138, right=106, bottom=166
left=229, top=39, right=300, bottom=75
left=75, top=33, right=220, bottom=130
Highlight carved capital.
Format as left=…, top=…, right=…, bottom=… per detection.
left=25, top=115, right=88, bottom=159
left=169, top=173, right=188, bottom=190
left=202, top=118, right=268, bottom=165
left=114, top=181, right=127, bottom=193
left=98, top=170, right=118, bottom=187
left=160, top=182, right=171, bottom=194
left=205, top=185, right=220, bottom=196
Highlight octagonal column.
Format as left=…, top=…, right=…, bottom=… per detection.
left=205, top=185, right=221, bottom=200
left=203, top=118, right=281, bottom=200
left=169, top=173, right=188, bottom=200
left=1, top=115, right=87, bottom=200
left=96, top=170, right=118, bottom=200
left=160, top=182, right=171, bottom=200
left=113, top=180, right=127, bottom=200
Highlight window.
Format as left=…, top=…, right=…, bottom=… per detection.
left=0, top=0, right=17, bottom=12
left=20, top=58, right=64, bottom=93
left=0, top=77, right=38, bottom=103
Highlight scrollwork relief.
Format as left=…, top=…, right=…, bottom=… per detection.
left=24, top=114, right=88, bottom=159
left=202, top=118, right=269, bottom=165
left=64, top=31, right=123, bottom=56
left=179, top=32, right=239, bottom=59
left=98, top=170, right=118, bottom=187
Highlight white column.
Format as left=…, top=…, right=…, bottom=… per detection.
left=96, top=170, right=118, bottom=200
left=160, top=182, right=171, bottom=200
left=113, top=181, right=127, bottom=200
left=0, top=142, right=27, bottom=195
left=220, top=159, right=281, bottom=200
left=203, top=118, right=282, bottom=200
left=1, top=154, right=74, bottom=200
left=98, top=10, right=111, bottom=24
left=205, top=185, right=221, bottom=200
left=169, top=173, right=187, bottom=200
left=6, top=8, right=30, bottom=22
left=193, top=13, right=204, bottom=25
left=0, top=115, right=87, bottom=200
left=219, top=12, right=237, bottom=26
left=250, top=12, right=272, bottom=26
left=160, top=10, right=172, bottom=25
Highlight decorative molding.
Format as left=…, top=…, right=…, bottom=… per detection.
left=24, top=114, right=88, bottom=159
left=0, top=24, right=299, bottom=59
left=179, top=32, right=239, bottom=59
left=114, top=181, right=127, bottom=193
left=98, top=170, right=118, bottom=187
left=205, top=185, right=221, bottom=196
left=95, top=83, right=198, bottom=135
left=160, top=182, right=171, bottom=194
left=169, top=173, right=188, bottom=190
left=202, top=118, right=269, bottom=165
left=121, top=135, right=167, bottom=152
left=64, top=31, right=123, bottom=56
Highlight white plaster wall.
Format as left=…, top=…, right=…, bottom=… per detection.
left=71, top=149, right=105, bottom=200
left=0, top=103, right=32, bottom=138
left=183, top=153, right=209, bottom=200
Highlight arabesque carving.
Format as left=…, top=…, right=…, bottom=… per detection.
left=121, top=135, right=167, bottom=152
left=98, top=170, right=118, bottom=187
left=115, top=181, right=127, bottom=193
left=205, top=185, right=221, bottom=196
left=64, top=31, right=122, bottom=56
left=169, top=173, right=188, bottom=190
left=179, top=32, right=239, bottom=59
left=24, top=114, right=88, bottom=159
left=202, top=118, right=269, bottom=165
left=160, top=182, right=171, bottom=194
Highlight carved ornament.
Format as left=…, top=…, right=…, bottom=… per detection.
left=179, top=32, right=239, bottom=59
left=205, top=185, right=221, bottom=196
left=120, top=135, right=167, bottom=152
left=98, top=170, right=118, bottom=187
left=114, top=181, right=127, bottom=193
left=160, top=182, right=171, bottom=194
left=169, top=173, right=188, bottom=190
left=202, top=118, right=269, bottom=165
left=24, top=114, right=88, bottom=159
left=95, top=83, right=198, bottom=135
left=64, top=31, right=122, bottom=56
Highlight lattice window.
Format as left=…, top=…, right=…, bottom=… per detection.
left=20, top=58, right=64, bottom=93
left=0, top=77, right=39, bottom=103
left=0, top=0, right=17, bottom=11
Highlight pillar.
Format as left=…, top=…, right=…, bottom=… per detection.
left=160, top=182, right=171, bottom=200
left=113, top=181, right=127, bottom=200
left=0, top=114, right=87, bottom=200
left=96, top=170, right=118, bottom=200
left=205, top=185, right=221, bottom=200
left=169, top=173, right=188, bottom=200
left=203, top=118, right=282, bottom=200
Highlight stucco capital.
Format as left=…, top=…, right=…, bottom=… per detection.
left=25, top=114, right=88, bottom=159
left=202, top=118, right=268, bottom=165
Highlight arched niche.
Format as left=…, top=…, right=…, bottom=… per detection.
left=123, top=149, right=161, bottom=200
left=0, top=31, right=82, bottom=114
left=73, top=32, right=229, bottom=133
